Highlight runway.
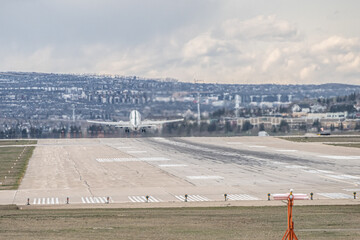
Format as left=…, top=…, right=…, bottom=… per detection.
left=1, top=136, right=360, bottom=206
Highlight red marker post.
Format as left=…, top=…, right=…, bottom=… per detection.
left=273, top=190, right=309, bottom=240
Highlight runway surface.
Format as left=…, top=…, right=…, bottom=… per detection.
left=1, top=136, right=360, bottom=206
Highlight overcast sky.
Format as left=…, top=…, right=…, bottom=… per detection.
left=1, top=0, right=360, bottom=84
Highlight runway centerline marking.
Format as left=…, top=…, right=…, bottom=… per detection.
left=276, top=150, right=298, bottom=152
left=343, top=188, right=360, bottom=192
left=96, top=157, right=170, bottom=162
left=158, top=164, right=188, bottom=167
left=285, top=165, right=308, bottom=169
left=320, top=156, right=360, bottom=160
left=127, top=151, right=147, bottom=154
left=187, top=176, right=224, bottom=180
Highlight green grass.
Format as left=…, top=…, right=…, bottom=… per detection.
left=0, top=205, right=359, bottom=239
left=326, top=143, right=360, bottom=148
left=0, top=140, right=36, bottom=190
left=0, top=140, right=37, bottom=146
left=280, top=136, right=360, bottom=143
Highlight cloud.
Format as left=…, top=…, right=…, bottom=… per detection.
left=309, top=36, right=360, bottom=77
left=1, top=2, right=360, bottom=86
left=311, top=36, right=360, bottom=53
left=262, top=49, right=281, bottom=71
left=221, top=15, right=300, bottom=41
left=300, top=64, right=319, bottom=80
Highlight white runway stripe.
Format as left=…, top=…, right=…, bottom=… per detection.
left=97, top=157, right=170, bottom=162
left=227, top=194, right=259, bottom=201
left=320, top=156, right=360, bottom=160
left=343, top=188, right=360, bottom=192
left=227, top=142, right=243, bottom=145
left=81, top=196, right=111, bottom=204
left=128, top=196, right=162, bottom=203
left=318, top=193, right=353, bottom=199
left=175, top=195, right=210, bottom=202
left=187, top=176, right=224, bottom=180
left=285, top=165, right=307, bottom=169
left=32, top=197, right=60, bottom=205
left=127, top=151, right=147, bottom=154
left=159, top=164, right=188, bottom=167
left=276, top=150, right=298, bottom=152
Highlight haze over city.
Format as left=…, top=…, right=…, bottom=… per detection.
left=1, top=0, right=360, bottom=85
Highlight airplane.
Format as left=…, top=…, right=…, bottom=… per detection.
left=87, top=110, right=184, bottom=133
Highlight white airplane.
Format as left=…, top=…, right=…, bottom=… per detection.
left=87, top=110, right=184, bottom=132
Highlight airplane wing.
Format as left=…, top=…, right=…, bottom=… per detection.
left=140, top=118, right=184, bottom=127
left=87, top=120, right=132, bottom=128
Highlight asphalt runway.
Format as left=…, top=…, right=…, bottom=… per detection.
left=1, top=137, right=360, bottom=206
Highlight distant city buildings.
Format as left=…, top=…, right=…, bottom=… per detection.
left=0, top=72, right=359, bottom=136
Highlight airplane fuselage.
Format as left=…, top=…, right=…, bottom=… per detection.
left=129, top=110, right=142, bottom=130
left=87, top=110, right=183, bottom=133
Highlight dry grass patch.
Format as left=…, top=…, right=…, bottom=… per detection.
left=0, top=205, right=359, bottom=239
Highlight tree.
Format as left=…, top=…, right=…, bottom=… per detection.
left=299, top=123, right=307, bottom=131
left=21, top=129, right=27, bottom=138
left=271, top=126, right=277, bottom=133
left=242, top=121, right=253, bottom=131
left=312, top=119, right=322, bottom=132
left=207, top=122, right=217, bottom=132
left=279, top=120, right=290, bottom=132
left=224, top=121, right=233, bottom=133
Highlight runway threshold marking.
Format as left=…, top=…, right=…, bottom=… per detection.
left=32, top=197, right=60, bottom=205
left=81, top=196, right=111, bottom=204
left=128, top=196, right=162, bottom=203
left=175, top=195, right=210, bottom=202
left=317, top=193, right=353, bottom=199
left=227, top=194, right=259, bottom=201
left=186, top=176, right=224, bottom=180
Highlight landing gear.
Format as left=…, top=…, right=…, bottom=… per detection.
left=141, top=128, right=146, bottom=133
left=125, top=128, right=130, bottom=133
